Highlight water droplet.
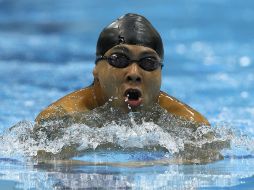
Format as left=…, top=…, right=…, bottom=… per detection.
left=240, top=91, right=249, bottom=99
left=239, top=56, right=251, bottom=67
left=175, top=44, right=186, bottom=55
left=204, top=55, right=215, bottom=65
left=24, top=100, right=34, bottom=107
left=191, top=41, right=203, bottom=52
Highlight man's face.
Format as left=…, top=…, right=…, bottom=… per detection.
left=93, top=44, right=162, bottom=112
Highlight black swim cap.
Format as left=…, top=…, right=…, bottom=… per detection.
left=96, top=13, right=164, bottom=60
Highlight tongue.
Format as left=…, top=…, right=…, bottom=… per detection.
left=127, top=98, right=142, bottom=107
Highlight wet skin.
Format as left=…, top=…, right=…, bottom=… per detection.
left=93, top=44, right=162, bottom=112
left=35, top=44, right=210, bottom=126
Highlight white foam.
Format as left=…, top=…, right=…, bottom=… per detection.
left=0, top=104, right=253, bottom=160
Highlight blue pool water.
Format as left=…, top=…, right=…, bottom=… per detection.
left=0, top=0, right=254, bottom=189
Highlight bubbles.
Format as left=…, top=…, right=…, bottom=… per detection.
left=0, top=121, right=36, bottom=157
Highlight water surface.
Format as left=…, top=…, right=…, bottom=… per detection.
left=0, top=0, right=254, bottom=189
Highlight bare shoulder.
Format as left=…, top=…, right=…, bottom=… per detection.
left=158, top=91, right=210, bottom=126
left=35, top=85, right=97, bottom=123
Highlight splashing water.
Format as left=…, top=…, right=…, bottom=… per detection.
left=0, top=103, right=252, bottom=164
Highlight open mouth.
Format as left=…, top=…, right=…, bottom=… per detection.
left=124, top=89, right=142, bottom=107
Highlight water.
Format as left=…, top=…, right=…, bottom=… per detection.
left=0, top=0, right=254, bottom=189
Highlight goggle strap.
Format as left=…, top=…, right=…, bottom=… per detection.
left=95, top=55, right=107, bottom=64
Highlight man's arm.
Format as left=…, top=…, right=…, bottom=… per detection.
left=35, top=86, right=97, bottom=124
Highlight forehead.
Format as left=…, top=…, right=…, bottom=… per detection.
left=105, top=44, right=159, bottom=57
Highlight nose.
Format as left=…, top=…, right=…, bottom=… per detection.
left=125, top=63, right=142, bottom=83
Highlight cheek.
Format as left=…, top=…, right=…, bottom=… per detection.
left=149, top=79, right=161, bottom=94
left=144, top=73, right=161, bottom=98
left=99, top=68, right=124, bottom=95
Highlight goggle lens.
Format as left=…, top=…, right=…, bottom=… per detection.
left=96, top=53, right=163, bottom=71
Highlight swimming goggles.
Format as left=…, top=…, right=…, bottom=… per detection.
left=96, top=53, right=163, bottom=71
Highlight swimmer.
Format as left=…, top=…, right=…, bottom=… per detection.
left=35, top=13, right=210, bottom=126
